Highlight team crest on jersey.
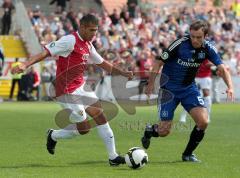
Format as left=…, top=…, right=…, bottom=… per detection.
left=198, top=52, right=205, bottom=59
left=79, top=110, right=84, bottom=116
left=82, top=54, right=89, bottom=60
left=161, top=52, right=169, bottom=60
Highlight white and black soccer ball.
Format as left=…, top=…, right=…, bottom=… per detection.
left=125, top=147, right=148, bottom=169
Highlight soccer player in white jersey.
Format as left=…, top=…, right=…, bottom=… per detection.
left=11, top=14, right=133, bottom=166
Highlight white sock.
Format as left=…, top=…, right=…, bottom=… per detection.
left=97, top=122, right=118, bottom=160
left=204, top=96, right=212, bottom=121
left=51, top=124, right=79, bottom=141
left=180, top=109, right=187, bottom=123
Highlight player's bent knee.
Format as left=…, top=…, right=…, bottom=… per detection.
left=78, top=129, right=90, bottom=135
left=77, top=125, right=90, bottom=135
left=197, top=120, right=208, bottom=130
left=94, top=113, right=107, bottom=125
left=76, top=122, right=91, bottom=135
left=86, top=105, right=107, bottom=125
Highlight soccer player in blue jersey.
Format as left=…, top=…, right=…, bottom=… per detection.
left=141, top=20, right=234, bottom=162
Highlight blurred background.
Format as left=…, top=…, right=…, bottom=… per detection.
left=0, top=0, right=239, bottom=102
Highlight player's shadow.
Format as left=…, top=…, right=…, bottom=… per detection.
left=0, top=163, right=68, bottom=169
left=114, top=160, right=183, bottom=171
left=0, top=161, right=110, bottom=169
left=69, top=160, right=107, bottom=166
left=108, top=160, right=185, bottom=171
left=149, top=160, right=183, bottom=164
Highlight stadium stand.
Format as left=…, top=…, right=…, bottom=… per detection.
left=0, top=0, right=239, bottom=101
left=0, top=35, right=27, bottom=58
left=0, top=35, right=27, bottom=98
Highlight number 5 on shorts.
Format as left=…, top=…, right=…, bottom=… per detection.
left=197, top=96, right=204, bottom=105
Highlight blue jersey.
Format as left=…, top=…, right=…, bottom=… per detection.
left=158, top=36, right=222, bottom=90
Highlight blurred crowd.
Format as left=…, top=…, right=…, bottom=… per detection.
left=26, top=0, right=240, bottom=81
left=1, top=0, right=240, bottom=101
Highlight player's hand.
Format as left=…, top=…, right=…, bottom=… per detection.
left=11, top=62, right=27, bottom=74
left=123, top=71, right=133, bottom=80
left=226, top=88, right=234, bottom=102
left=145, top=82, right=154, bottom=97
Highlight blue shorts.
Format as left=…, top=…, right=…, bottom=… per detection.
left=158, top=84, right=205, bottom=121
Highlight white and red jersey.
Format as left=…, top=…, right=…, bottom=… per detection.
left=196, top=59, right=212, bottom=78
left=44, top=31, right=103, bottom=97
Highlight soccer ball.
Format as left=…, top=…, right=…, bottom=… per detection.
left=125, top=147, right=148, bottom=169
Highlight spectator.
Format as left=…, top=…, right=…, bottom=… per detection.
left=49, top=0, right=70, bottom=13
left=109, top=9, right=120, bottom=25
left=67, top=11, right=79, bottom=31
left=30, top=4, right=42, bottom=26
left=9, top=58, right=22, bottom=100
left=120, top=5, right=130, bottom=23
left=1, top=0, right=15, bottom=35
left=231, top=0, right=240, bottom=17
left=28, top=67, right=41, bottom=100
left=136, top=52, right=151, bottom=101
left=0, top=47, right=3, bottom=103
left=127, top=0, right=138, bottom=18
left=0, top=47, right=4, bottom=76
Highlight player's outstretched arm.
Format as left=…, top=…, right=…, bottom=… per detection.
left=11, top=50, right=50, bottom=74
left=97, top=60, right=133, bottom=80
left=145, top=60, right=164, bottom=97
left=217, top=64, right=234, bottom=101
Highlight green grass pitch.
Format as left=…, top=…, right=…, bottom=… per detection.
left=0, top=102, right=239, bottom=178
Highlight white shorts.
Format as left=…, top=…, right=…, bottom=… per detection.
left=57, top=83, right=99, bottom=123
left=195, top=77, right=212, bottom=90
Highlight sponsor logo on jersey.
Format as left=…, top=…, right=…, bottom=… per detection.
left=188, top=58, right=195, bottom=62
left=177, top=58, right=201, bottom=67
left=82, top=54, right=89, bottom=60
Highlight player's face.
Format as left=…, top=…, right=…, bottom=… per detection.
left=81, top=23, right=98, bottom=41
left=190, top=28, right=205, bottom=49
